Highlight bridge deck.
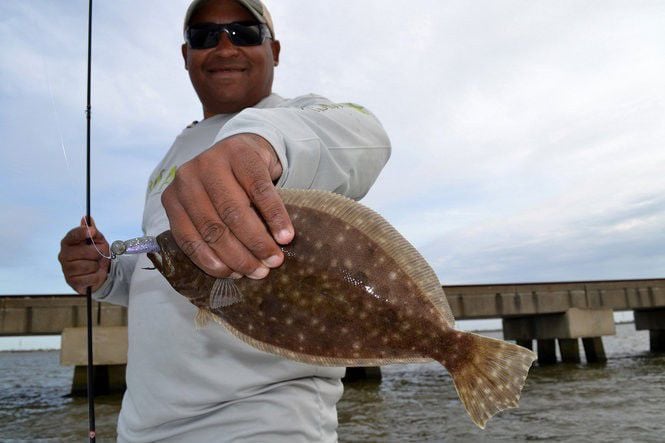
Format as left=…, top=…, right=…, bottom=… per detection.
left=1, top=278, right=664, bottom=336
left=444, top=278, right=665, bottom=320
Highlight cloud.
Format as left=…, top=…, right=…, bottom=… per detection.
left=0, top=206, right=41, bottom=267
left=1, top=0, right=664, bottom=294
left=421, top=190, right=665, bottom=283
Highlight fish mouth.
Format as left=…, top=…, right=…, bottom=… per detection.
left=147, top=251, right=163, bottom=273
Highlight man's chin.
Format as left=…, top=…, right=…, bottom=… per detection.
left=203, top=93, right=265, bottom=116
left=204, top=97, right=249, bottom=116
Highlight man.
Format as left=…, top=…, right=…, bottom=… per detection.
left=58, top=0, right=391, bottom=441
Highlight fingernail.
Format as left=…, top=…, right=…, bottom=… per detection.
left=276, top=229, right=293, bottom=244
left=203, top=252, right=226, bottom=274
left=248, top=266, right=269, bottom=280
left=230, top=272, right=242, bottom=280
left=262, top=255, right=282, bottom=268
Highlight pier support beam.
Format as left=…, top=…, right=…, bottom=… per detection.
left=71, top=364, right=126, bottom=396
left=537, top=339, right=557, bottom=365
left=558, top=338, right=581, bottom=363
left=634, top=309, right=665, bottom=353
left=60, top=326, right=128, bottom=395
left=503, top=308, right=615, bottom=365
left=582, top=337, right=607, bottom=363
left=650, top=331, right=665, bottom=353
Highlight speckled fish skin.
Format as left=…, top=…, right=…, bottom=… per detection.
left=148, top=189, right=537, bottom=429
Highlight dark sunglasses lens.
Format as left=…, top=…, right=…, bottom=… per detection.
left=227, top=23, right=263, bottom=46
left=187, top=23, right=263, bottom=48
left=187, top=26, right=220, bottom=49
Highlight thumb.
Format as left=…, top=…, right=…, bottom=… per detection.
left=79, top=216, right=102, bottom=242
left=80, top=216, right=96, bottom=228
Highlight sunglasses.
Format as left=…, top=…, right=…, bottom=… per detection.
left=185, top=21, right=271, bottom=49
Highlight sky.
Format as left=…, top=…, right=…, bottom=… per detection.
left=1, top=0, right=664, bottom=297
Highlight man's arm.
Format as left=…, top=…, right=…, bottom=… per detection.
left=220, top=94, right=392, bottom=198
left=162, top=95, right=391, bottom=280
left=91, top=255, right=137, bottom=307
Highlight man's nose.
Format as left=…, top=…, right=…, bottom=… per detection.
left=214, top=31, right=240, bottom=54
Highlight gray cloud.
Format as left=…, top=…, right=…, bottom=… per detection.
left=421, top=190, right=665, bottom=283
left=1, top=0, right=664, bottom=293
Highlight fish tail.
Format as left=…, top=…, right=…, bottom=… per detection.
left=439, top=332, right=537, bottom=429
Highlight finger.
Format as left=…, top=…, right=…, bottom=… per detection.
left=66, top=264, right=102, bottom=288
left=80, top=217, right=94, bottom=245
left=162, top=185, right=236, bottom=278
left=59, top=242, right=107, bottom=264
left=173, top=175, right=268, bottom=278
left=61, top=226, right=91, bottom=246
left=62, top=259, right=102, bottom=278
left=80, top=217, right=107, bottom=244
left=232, top=150, right=294, bottom=246
left=80, top=215, right=96, bottom=228
left=67, top=270, right=106, bottom=294
left=62, top=224, right=106, bottom=248
left=59, top=229, right=110, bottom=269
left=69, top=281, right=88, bottom=295
left=199, top=176, right=279, bottom=271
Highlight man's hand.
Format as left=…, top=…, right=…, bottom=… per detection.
left=59, top=217, right=111, bottom=294
left=161, top=133, right=294, bottom=279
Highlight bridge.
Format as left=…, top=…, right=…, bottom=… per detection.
left=443, top=278, right=665, bottom=365
left=2, top=278, right=664, bottom=392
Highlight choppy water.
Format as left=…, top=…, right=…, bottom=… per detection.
left=1, top=323, right=663, bottom=442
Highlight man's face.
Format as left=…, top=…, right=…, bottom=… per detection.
left=182, top=0, right=280, bottom=117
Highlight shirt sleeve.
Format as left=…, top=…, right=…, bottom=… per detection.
left=213, top=94, right=391, bottom=200
left=91, top=254, right=138, bottom=307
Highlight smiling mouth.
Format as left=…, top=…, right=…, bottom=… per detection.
left=208, top=68, right=246, bottom=75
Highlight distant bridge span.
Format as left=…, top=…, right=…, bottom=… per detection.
left=2, top=278, right=663, bottom=393
left=1, top=278, right=663, bottom=336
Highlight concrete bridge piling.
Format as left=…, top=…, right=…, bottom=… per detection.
left=502, top=308, right=614, bottom=364
left=634, top=308, right=665, bottom=353
left=60, top=326, right=128, bottom=395
left=444, top=278, right=665, bottom=364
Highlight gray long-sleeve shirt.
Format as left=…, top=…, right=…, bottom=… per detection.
left=94, top=93, right=391, bottom=442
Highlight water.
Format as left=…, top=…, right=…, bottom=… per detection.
left=1, top=323, right=663, bottom=442
left=338, top=325, right=665, bottom=442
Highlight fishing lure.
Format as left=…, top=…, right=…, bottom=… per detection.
left=110, top=236, right=160, bottom=259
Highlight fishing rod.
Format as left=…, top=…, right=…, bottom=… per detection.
left=84, top=0, right=97, bottom=441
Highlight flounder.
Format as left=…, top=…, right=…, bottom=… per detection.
left=148, top=189, right=536, bottom=428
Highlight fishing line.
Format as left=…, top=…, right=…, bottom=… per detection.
left=43, top=32, right=112, bottom=261
left=39, top=6, right=98, bottom=440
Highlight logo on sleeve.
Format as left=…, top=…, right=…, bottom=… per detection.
left=148, top=165, right=177, bottom=194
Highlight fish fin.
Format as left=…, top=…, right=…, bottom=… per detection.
left=441, top=332, right=537, bottom=429
left=209, top=278, right=244, bottom=310
left=194, top=308, right=214, bottom=329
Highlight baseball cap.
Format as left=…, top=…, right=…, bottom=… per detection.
left=184, top=0, right=275, bottom=37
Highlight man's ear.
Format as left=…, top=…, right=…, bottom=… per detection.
left=181, top=43, right=189, bottom=70
left=271, top=40, right=281, bottom=66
